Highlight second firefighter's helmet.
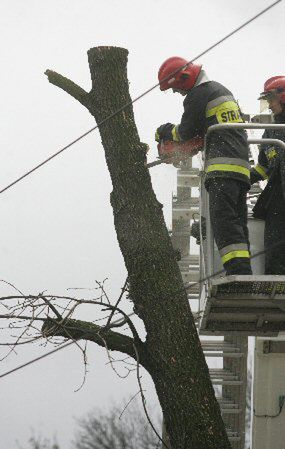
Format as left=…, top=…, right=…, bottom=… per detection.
left=259, top=76, right=285, bottom=103
left=158, top=56, right=202, bottom=91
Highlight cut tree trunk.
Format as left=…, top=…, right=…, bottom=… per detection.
left=45, top=46, right=231, bottom=449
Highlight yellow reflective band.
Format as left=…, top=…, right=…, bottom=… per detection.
left=206, top=101, right=243, bottom=123
left=221, top=250, right=250, bottom=264
left=155, top=130, right=160, bottom=142
left=254, top=164, right=268, bottom=180
left=206, top=164, right=250, bottom=178
left=267, top=148, right=277, bottom=160
left=171, top=125, right=180, bottom=142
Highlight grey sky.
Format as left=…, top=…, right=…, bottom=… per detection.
left=0, top=1, right=283, bottom=448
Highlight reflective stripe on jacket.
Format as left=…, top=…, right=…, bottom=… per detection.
left=162, top=81, right=250, bottom=187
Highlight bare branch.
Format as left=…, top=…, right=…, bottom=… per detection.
left=0, top=294, right=141, bottom=346
left=40, top=295, right=62, bottom=320
left=42, top=316, right=146, bottom=367
left=0, top=279, right=25, bottom=296
left=45, top=70, right=91, bottom=109
left=0, top=314, right=44, bottom=321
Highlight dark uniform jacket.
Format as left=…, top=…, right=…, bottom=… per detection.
left=251, top=112, right=285, bottom=218
left=157, top=80, right=251, bottom=188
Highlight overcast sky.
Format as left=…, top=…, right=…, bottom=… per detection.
left=0, top=1, right=284, bottom=448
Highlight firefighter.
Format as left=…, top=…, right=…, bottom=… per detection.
left=251, top=76, right=285, bottom=274
left=155, top=57, right=252, bottom=275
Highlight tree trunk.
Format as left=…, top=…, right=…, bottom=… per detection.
left=45, top=46, right=231, bottom=449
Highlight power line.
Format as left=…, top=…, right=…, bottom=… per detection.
left=0, top=340, right=74, bottom=379
left=0, top=0, right=281, bottom=196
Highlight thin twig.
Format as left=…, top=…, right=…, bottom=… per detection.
left=133, top=343, right=169, bottom=449
left=119, top=391, right=143, bottom=419
left=97, top=333, right=130, bottom=379
left=0, top=280, right=25, bottom=296
left=104, top=278, right=128, bottom=331
left=74, top=340, right=89, bottom=393
left=96, top=279, right=111, bottom=304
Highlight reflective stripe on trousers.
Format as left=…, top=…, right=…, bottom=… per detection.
left=219, top=243, right=250, bottom=264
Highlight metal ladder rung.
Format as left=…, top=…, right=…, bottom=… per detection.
left=171, top=225, right=191, bottom=235
left=217, top=398, right=236, bottom=405
left=221, top=403, right=240, bottom=409
left=210, top=368, right=238, bottom=373
left=188, top=292, right=199, bottom=297
left=221, top=408, right=242, bottom=414
left=201, top=340, right=240, bottom=352
left=204, top=352, right=243, bottom=358
left=185, top=282, right=199, bottom=294
left=178, top=168, right=200, bottom=175
left=173, top=196, right=199, bottom=206
left=179, top=270, right=200, bottom=282
left=202, top=345, right=242, bottom=351
left=211, top=380, right=243, bottom=385
left=177, top=170, right=200, bottom=184
left=226, top=427, right=241, bottom=436
left=227, top=435, right=241, bottom=442
left=179, top=254, right=199, bottom=263
left=172, top=207, right=199, bottom=221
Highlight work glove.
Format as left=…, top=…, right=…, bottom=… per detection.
left=155, top=123, right=175, bottom=142
left=190, top=217, right=206, bottom=245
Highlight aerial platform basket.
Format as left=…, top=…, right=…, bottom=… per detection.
left=198, top=123, right=285, bottom=337
left=199, top=275, right=285, bottom=336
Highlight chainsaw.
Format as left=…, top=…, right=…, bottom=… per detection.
left=146, top=137, right=204, bottom=168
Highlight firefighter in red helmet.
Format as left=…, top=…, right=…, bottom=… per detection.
left=156, top=57, right=252, bottom=275
left=251, top=76, right=285, bottom=274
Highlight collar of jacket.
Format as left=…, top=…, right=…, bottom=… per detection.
left=194, top=70, right=210, bottom=87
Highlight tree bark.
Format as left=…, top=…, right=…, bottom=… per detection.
left=45, top=46, right=231, bottom=449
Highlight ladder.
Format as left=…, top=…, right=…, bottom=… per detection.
left=170, top=155, right=248, bottom=448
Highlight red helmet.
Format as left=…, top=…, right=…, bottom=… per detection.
left=259, top=76, right=285, bottom=103
left=158, top=57, right=202, bottom=91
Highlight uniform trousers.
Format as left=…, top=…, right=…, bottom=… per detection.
left=264, top=186, right=285, bottom=274
left=207, top=177, right=252, bottom=275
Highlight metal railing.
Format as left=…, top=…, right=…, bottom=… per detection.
left=201, top=123, right=285, bottom=283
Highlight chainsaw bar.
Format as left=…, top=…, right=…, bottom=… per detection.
left=146, top=158, right=168, bottom=168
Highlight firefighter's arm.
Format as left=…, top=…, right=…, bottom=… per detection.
left=250, top=133, right=269, bottom=184
left=175, top=97, right=204, bottom=141
left=250, top=164, right=268, bottom=184
left=155, top=91, right=205, bottom=143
